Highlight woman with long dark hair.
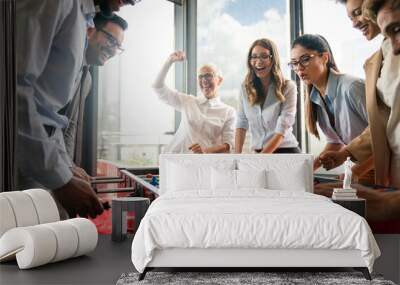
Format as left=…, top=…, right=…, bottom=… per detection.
left=290, top=34, right=368, bottom=171
left=235, top=38, right=300, bottom=154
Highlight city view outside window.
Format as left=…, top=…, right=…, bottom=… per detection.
left=97, top=0, right=175, bottom=168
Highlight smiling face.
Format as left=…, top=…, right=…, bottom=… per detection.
left=290, top=44, right=329, bottom=86
left=198, top=65, right=222, bottom=99
left=377, top=2, right=400, bottom=55
left=345, top=0, right=381, bottom=40
left=86, top=21, right=125, bottom=66
left=249, top=45, right=273, bottom=80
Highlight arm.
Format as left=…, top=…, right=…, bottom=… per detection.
left=263, top=80, right=297, bottom=153
left=235, top=129, right=247, bottom=153
left=152, top=51, right=188, bottom=111
left=314, top=143, right=344, bottom=171
left=319, top=127, right=372, bottom=170
left=189, top=143, right=230, bottom=154
left=348, top=79, right=369, bottom=125
left=261, top=134, right=284, bottom=153
left=189, top=106, right=236, bottom=154
left=346, top=127, right=373, bottom=162
left=16, top=0, right=74, bottom=189
left=16, top=0, right=102, bottom=217
left=235, top=87, right=249, bottom=153
left=219, top=108, right=236, bottom=153
left=352, top=156, right=374, bottom=181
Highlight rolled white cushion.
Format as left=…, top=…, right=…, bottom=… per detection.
left=0, top=192, right=39, bottom=227
left=66, top=218, right=98, bottom=257
left=0, top=218, right=98, bottom=269
left=0, top=226, right=57, bottom=269
left=0, top=196, right=17, bottom=237
left=42, top=221, right=79, bottom=263
left=23, top=189, right=59, bottom=223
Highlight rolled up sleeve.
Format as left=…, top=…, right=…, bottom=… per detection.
left=153, top=85, right=189, bottom=112
left=348, top=80, right=369, bottom=124
left=275, top=81, right=297, bottom=135
left=236, top=86, right=249, bottom=130
left=346, top=127, right=373, bottom=162
left=221, top=108, right=236, bottom=149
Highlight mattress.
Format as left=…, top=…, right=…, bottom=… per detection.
left=131, top=189, right=380, bottom=272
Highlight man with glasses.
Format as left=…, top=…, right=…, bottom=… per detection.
left=16, top=0, right=137, bottom=219
left=62, top=13, right=128, bottom=178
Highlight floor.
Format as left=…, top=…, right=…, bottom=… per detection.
left=1, top=234, right=398, bottom=284
left=0, top=235, right=134, bottom=285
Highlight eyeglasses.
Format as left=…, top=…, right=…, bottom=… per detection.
left=288, top=54, right=317, bottom=70
left=198, top=73, right=215, bottom=81
left=250, top=53, right=273, bottom=62
left=99, top=29, right=124, bottom=55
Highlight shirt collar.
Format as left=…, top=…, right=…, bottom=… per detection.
left=310, top=69, right=339, bottom=105
left=82, top=0, right=96, bottom=28
left=197, top=95, right=221, bottom=107
left=325, top=69, right=339, bottom=103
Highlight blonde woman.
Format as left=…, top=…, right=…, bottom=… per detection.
left=153, top=51, right=236, bottom=154
left=235, top=38, right=300, bottom=154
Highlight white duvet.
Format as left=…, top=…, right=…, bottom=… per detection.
left=131, top=190, right=380, bottom=273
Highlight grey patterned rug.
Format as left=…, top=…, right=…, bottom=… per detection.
left=116, top=271, right=396, bottom=285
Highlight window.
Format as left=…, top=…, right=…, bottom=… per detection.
left=197, top=0, right=291, bottom=152
left=303, top=0, right=382, bottom=173
left=98, top=0, right=175, bottom=167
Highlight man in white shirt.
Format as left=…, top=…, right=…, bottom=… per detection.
left=152, top=51, right=236, bottom=154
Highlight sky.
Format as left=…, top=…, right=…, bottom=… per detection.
left=225, top=0, right=286, bottom=25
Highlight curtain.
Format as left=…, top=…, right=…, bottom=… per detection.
left=0, top=0, right=16, bottom=192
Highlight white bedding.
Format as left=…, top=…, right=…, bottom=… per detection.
left=131, top=190, right=380, bottom=273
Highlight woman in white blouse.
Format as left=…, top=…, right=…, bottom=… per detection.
left=153, top=51, right=236, bottom=154
left=235, top=38, right=300, bottom=154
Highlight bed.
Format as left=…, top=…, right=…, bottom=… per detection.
left=131, top=154, right=380, bottom=280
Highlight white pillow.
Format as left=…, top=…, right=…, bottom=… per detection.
left=167, top=162, right=211, bottom=191
left=237, top=157, right=312, bottom=192
left=211, top=168, right=236, bottom=190
left=266, top=167, right=307, bottom=191
left=236, top=169, right=267, bottom=189
left=211, top=169, right=267, bottom=190
left=166, top=159, right=235, bottom=192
